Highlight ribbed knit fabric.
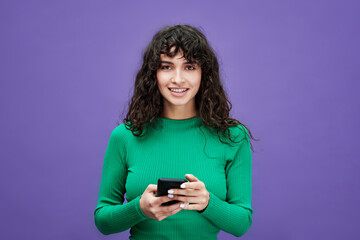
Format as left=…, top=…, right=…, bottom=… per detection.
left=94, top=116, right=253, bottom=239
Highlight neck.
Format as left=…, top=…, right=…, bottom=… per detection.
left=154, top=114, right=202, bottom=131
left=160, top=108, right=199, bottom=120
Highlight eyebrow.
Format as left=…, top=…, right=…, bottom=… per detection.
left=160, top=60, right=197, bottom=65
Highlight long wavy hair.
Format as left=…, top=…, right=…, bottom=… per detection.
left=117, top=24, right=259, bottom=152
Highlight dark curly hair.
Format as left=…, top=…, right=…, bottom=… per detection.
left=117, top=24, right=259, bottom=152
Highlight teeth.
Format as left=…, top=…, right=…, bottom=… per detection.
left=170, top=88, right=187, bottom=92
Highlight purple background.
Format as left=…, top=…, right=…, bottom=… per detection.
left=1, top=0, right=359, bottom=239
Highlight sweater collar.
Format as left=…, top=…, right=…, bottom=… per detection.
left=153, top=115, right=202, bottom=131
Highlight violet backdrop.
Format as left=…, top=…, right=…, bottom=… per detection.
left=1, top=0, right=359, bottom=239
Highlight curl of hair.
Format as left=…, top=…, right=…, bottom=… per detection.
left=117, top=24, right=259, bottom=152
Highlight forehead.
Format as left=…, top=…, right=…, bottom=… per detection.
left=159, top=51, right=198, bottom=65
left=160, top=48, right=184, bottom=59
left=160, top=54, right=186, bottom=61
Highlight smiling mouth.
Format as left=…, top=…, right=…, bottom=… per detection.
left=168, top=88, right=189, bottom=92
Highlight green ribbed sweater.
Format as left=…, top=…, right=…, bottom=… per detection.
left=94, top=116, right=253, bottom=239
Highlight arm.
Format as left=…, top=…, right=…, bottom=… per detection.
left=94, top=126, right=150, bottom=235
left=199, top=125, right=253, bottom=237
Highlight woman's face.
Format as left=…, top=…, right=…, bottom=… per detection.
left=156, top=49, right=202, bottom=114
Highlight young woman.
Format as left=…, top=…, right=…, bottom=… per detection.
left=94, top=24, right=258, bottom=239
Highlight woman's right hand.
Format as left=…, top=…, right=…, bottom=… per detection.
left=139, top=184, right=184, bottom=221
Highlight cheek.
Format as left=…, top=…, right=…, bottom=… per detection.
left=156, top=73, right=166, bottom=89
left=191, top=75, right=202, bottom=90
left=192, top=79, right=201, bottom=96
left=156, top=72, right=168, bottom=85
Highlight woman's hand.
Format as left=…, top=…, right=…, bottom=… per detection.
left=139, top=184, right=184, bottom=221
left=168, top=174, right=210, bottom=212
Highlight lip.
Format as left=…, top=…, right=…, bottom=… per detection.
left=168, top=88, right=189, bottom=97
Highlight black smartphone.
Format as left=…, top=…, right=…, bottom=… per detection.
left=156, top=178, right=188, bottom=206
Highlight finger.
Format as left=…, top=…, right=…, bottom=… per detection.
left=156, top=195, right=175, bottom=205
left=147, top=184, right=157, bottom=192
left=172, top=195, right=203, bottom=204
left=180, top=202, right=201, bottom=210
left=179, top=181, right=204, bottom=190
left=168, top=188, right=196, bottom=196
left=169, top=205, right=183, bottom=215
left=157, top=202, right=182, bottom=215
left=185, top=173, right=199, bottom=182
left=157, top=206, right=181, bottom=221
left=166, top=202, right=182, bottom=212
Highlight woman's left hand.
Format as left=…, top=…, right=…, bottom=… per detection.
left=167, top=174, right=210, bottom=212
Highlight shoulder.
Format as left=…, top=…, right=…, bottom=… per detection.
left=224, top=124, right=251, bottom=160
left=229, top=124, right=249, bottom=138
left=225, top=124, right=250, bottom=146
left=109, top=123, right=132, bottom=143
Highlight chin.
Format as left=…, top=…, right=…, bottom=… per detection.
left=164, top=97, right=190, bottom=105
left=168, top=100, right=189, bottom=106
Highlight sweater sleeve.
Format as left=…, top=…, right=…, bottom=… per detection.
left=198, top=125, right=253, bottom=237
left=94, top=126, right=150, bottom=235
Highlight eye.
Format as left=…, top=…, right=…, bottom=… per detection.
left=160, top=65, right=171, bottom=70
left=186, top=65, right=196, bottom=70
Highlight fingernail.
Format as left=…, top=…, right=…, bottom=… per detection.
left=180, top=204, right=185, bottom=208
left=168, top=194, right=174, bottom=198
left=180, top=184, right=186, bottom=188
left=168, top=190, right=174, bottom=194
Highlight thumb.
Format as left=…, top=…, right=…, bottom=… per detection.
left=146, top=184, right=157, bottom=193
left=185, top=173, right=199, bottom=182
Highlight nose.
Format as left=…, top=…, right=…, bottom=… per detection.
left=171, top=68, right=184, bottom=84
